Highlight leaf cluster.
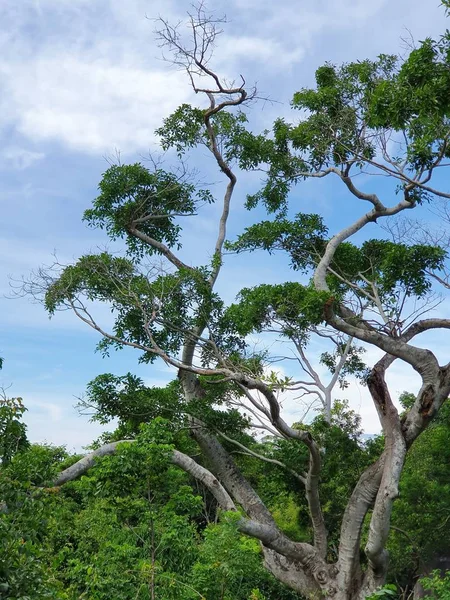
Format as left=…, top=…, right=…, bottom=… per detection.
left=225, top=42, right=450, bottom=213
left=84, top=163, right=212, bottom=258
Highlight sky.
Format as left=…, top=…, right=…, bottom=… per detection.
left=0, top=0, right=448, bottom=451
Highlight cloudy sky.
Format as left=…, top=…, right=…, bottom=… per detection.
left=0, top=0, right=448, bottom=451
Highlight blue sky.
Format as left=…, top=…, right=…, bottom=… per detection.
left=1, top=0, right=448, bottom=450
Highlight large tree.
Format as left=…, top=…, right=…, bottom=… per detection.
left=21, top=6, right=450, bottom=599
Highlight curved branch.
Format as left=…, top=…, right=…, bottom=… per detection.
left=337, top=455, right=385, bottom=592
left=365, top=319, right=450, bottom=445
left=235, top=381, right=328, bottom=556
left=338, top=321, right=450, bottom=591
left=314, top=200, right=414, bottom=294
left=50, top=436, right=329, bottom=579
left=337, top=338, right=409, bottom=589
left=402, top=317, right=450, bottom=338
left=53, top=440, right=237, bottom=512
left=204, top=109, right=237, bottom=288
left=311, top=199, right=445, bottom=377
left=324, top=304, right=440, bottom=382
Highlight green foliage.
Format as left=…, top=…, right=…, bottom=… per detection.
left=227, top=216, right=446, bottom=359
left=388, top=401, right=450, bottom=588
left=45, top=254, right=226, bottom=364
left=0, top=445, right=71, bottom=600
left=84, top=163, right=212, bottom=258
left=225, top=282, right=333, bottom=341
left=420, top=570, right=450, bottom=600
left=0, top=396, right=29, bottom=465
left=191, top=516, right=300, bottom=600
left=226, top=213, right=328, bottom=272
left=290, top=57, right=395, bottom=168
left=7, top=389, right=450, bottom=599
left=156, top=103, right=250, bottom=162
left=58, top=495, right=201, bottom=600
left=351, top=240, right=446, bottom=298
left=6, top=444, right=68, bottom=487
left=44, top=252, right=136, bottom=314
left=191, top=518, right=263, bottom=599
left=305, top=401, right=381, bottom=544
left=270, top=496, right=306, bottom=541
left=325, top=239, right=445, bottom=300
left=365, top=584, right=398, bottom=600
left=229, top=214, right=445, bottom=305
left=0, top=506, right=64, bottom=600
left=398, top=391, right=416, bottom=410
left=156, top=104, right=206, bottom=155
left=0, top=408, right=304, bottom=600
left=226, top=39, right=450, bottom=213
left=368, top=39, right=450, bottom=170
left=82, top=371, right=251, bottom=445
left=83, top=373, right=183, bottom=430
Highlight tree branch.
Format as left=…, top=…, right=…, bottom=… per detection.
left=127, top=226, right=194, bottom=272
left=217, top=429, right=306, bottom=485
left=53, top=440, right=237, bottom=512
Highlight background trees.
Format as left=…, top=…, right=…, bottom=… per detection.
left=0, top=401, right=304, bottom=600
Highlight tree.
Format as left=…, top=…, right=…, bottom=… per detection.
left=0, top=439, right=68, bottom=599
left=19, top=5, right=450, bottom=599
left=0, top=362, right=29, bottom=466
left=0, top=393, right=29, bottom=466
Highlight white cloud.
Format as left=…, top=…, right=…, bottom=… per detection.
left=0, top=0, right=445, bottom=156
left=0, top=0, right=189, bottom=154
left=228, top=0, right=389, bottom=51
left=25, top=397, right=63, bottom=422
left=218, top=36, right=305, bottom=69
left=24, top=397, right=114, bottom=451
left=2, top=57, right=192, bottom=154
left=1, top=147, right=45, bottom=170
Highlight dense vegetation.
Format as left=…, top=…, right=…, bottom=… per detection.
left=1, top=395, right=450, bottom=599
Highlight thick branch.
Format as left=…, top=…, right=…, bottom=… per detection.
left=314, top=200, right=413, bottom=293
left=324, top=305, right=440, bottom=382
left=311, top=199, right=445, bottom=376
left=337, top=456, right=385, bottom=593
left=338, top=322, right=450, bottom=591
left=236, top=381, right=328, bottom=556
left=53, top=440, right=237, bottom=512
left=338, top=346, right=402, bottom=589
left=364, top=366, right=406, bottom=582
left=50, top=434, right=329, bottom=581
left=189, top=421, right=278, bottom=526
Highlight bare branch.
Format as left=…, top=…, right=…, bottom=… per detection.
left=217, top=429, right=306, bottom=485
